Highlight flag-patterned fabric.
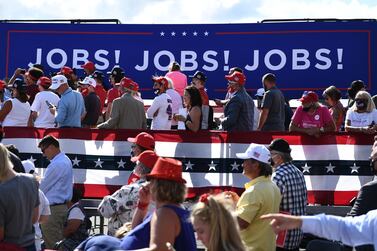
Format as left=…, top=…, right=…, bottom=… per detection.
left=3, top=127, right=374, bottom=206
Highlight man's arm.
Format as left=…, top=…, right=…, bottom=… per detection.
left=0, top=101, right=12, bottom=122
left=146, top=98, right=160, bottom=119
left=348, top=184, right=375, bottom=216
left=257, top=108, right=269, bottom=130
left=97, top=99, right=120, bottom=129
left=221, top=98, right=241, bottom=130
left=262, top=212, right=377, bottom=248
left=55, top=100, right=67, bottom=125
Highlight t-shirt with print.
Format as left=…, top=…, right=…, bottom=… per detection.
left=146, top=93, right=172, bottom=130
left=292, top=105, right=333, bottom=128
left=346, top=109, right=377, bottom=127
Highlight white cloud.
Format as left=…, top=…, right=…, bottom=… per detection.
left=256, top=0, right=377, bottom=21
left=0, top=0, right=376, bottom=23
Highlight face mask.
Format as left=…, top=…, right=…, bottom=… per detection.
left=302, top=105, right=312, bottom=112
left=270, top=158, right=275, bottom=167
left=355, top=99, right=367, bottom=109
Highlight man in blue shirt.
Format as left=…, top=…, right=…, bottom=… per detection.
left=50, top=75, right=86, bottom=128
left=39, top=135, right=73, bottom=249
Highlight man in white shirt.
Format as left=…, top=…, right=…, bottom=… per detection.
left=146, top=76, right=172, bottom=130
left=262, top=210, right=377, bottom=249
left=28, top=76, right=60, bottom=128
left=165, top=77, right=183, bottom=129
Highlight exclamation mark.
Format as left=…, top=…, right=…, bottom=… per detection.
left=223, top=50, right=229, bottom=71
left=115, top=50, right=120, bottom=67
left=337, top=48, right=343, bottom=70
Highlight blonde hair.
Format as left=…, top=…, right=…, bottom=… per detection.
left=0, top=144, right=13, bottom=179
left=352, top=91, right=375, bottom=113
left=191, top=194, right=246, bottom=251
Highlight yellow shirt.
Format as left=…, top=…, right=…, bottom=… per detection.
left=236, top=176, right=281, bottom=251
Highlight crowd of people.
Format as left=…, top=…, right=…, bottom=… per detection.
left=2, top=131, right=376, bottom=251
left=1, top=60, right=377, bottom=134
left=1, top=61, right=377, bottom=251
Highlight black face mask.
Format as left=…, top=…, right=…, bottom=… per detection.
left=355, top=99, right=367, bottom=109
left=302, top=105, right=312, bottom=112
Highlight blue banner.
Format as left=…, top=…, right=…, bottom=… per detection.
left=0, top=21, right=376, bottom=99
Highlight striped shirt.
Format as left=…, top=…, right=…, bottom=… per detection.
left=272, top=162, right=307, bottom=250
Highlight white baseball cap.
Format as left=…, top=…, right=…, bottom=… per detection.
left=22, top=160, right=35, bottom=174
left=79, top=77, right=97, bottom=88
left=236, top=143, right=271, bottom=164
left=50, top=75, right=68, bottom=90
left=255, top=88, right=265, bottom=97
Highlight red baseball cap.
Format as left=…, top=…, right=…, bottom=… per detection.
left=60, top=66, right=73, bottom=75
left=225, top=71, right=246, bottom=85
left=152, top=76, right=169, bottom=89
left=130, top=150, right=159, bottom=169
left=127, top=132, right=155, bottom=150
left=81, top=61, right=95, bottom=72
left=133, top=81, right=139, bottom=92
left=299, top=91, right=319, bottom=104
left=37, top=76, right=52, bottom=88
left=121, top=77, right=137, bottom=92
left=147, top=157, right=186, bottom=184
left=0, top=80, right=6, bottom=91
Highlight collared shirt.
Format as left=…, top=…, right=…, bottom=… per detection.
left=40, top=152, right=73, bottom=205
left=98, top=179, right=153, bottom=236
left=55, top=87, right=85, bottom=128
left=302, top=210, right=377, bottom=249
left=272, top=162, right=307, bottom=249
left=236, top=176, right=281, bottom=251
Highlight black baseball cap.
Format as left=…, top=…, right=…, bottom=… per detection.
left=268, top=138, right=291, bottom=154
left=191, top=71, right=207, bottom=82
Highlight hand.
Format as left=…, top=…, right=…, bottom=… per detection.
left=14, top=68, right=26, bottom=76
left=364, top=127, right=376, bottom=134
left=138, top=182, right=151, bottom=205
left=214, top=99, right=223, bottom=106
left=306, top=127, right=320, bottom=137
left=260, top=214, right=303, bottom=234
left=173, top=114, right=185, bottom=122
left=214, top=117, right=221, bottom=125
left=49, top=106, right=56, bottom=115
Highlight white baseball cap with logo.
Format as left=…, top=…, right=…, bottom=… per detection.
left=79, top=77, right=97, bottom=88
left=236, top=143, right=271, bottom=164
left=50, top=75, right=68, bottom=90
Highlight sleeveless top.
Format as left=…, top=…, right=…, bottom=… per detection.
left=185, top=106, right=202, bottom=131
left=120, top=205, right=196, bottom=251
left=3, top=98, right=30, bottom=127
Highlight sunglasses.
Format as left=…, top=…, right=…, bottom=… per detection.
left=40, top=144, right=50, bottom=154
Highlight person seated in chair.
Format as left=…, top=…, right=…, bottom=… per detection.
left=55, top=188, right=91, bottom=251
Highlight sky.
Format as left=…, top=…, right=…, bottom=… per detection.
left=0, top=0, right=376, bottom=24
